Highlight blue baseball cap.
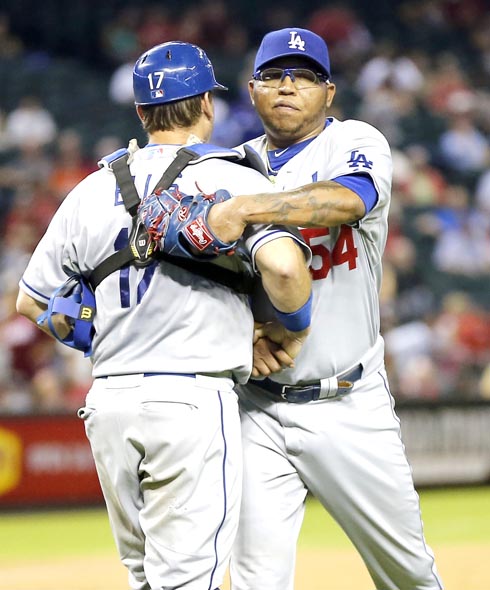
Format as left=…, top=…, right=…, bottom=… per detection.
left=254, top=28, right=331, bottom=78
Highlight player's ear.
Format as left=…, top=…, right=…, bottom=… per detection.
left=326, top=82, right=336, bottom=108
left=201, top=92, right=214, bottom=120
left=135, top=105, right=145, bottom=123
left=248, top=80, right=255, bottom=105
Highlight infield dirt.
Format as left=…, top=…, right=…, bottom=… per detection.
left=0, top=544, right=488, bottom=590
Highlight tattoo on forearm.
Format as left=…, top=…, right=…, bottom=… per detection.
left=250, top=182, right=348, bottom=226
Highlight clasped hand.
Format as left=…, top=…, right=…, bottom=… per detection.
left=251, top=321, right=310, bottom=378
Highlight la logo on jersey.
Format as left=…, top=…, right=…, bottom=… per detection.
left=288, top=31, right=306, bottom=51
left=347, top=150, right=373, bottom=170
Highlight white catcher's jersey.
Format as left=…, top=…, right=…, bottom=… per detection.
left=242, top=117, right=392, bottom=383
left=20, top=144, right=302, bottom=383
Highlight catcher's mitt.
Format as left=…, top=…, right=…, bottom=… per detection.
left=137, top=187, right=237, bottom=259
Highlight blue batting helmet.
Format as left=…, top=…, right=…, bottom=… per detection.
left=133, top=41, right=227, bottom=106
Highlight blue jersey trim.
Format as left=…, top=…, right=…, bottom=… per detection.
left=266, top=118, right=334, bottom=173
left=250, top=229, right=290, bottom=257
left=20, top=278, right=50, bottom=302
left=332, top=173, right=378, bottom=213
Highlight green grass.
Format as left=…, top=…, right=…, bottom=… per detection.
left=0, top=487, right=488, bottom=561
left=299, top=486, right=490, bottom=548
left=0, top=508, right=115, bottom=560
left=416, top=486, right=490, bottom=544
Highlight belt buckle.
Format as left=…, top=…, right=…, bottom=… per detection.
left=336, top=379, right=354, bottom=395
left=280, top=384, right=316, bottom=403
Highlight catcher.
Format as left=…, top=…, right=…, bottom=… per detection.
left=16, top=41, right=312, bottom=590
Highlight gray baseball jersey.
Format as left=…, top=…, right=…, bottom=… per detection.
left=19, top=142, right=309, bottom=590
left=20, top=144, right=304, bottom=383
left=231, top=119, right=444, bottom=590
left=242, top=117, right=392, bottom=382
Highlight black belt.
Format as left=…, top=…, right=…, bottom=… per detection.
left=250, top=364, right=363, bottom=403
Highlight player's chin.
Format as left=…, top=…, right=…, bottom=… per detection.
left=270, top=107, right=301, bottom=123
left=267, top=118, right=304, bottom=140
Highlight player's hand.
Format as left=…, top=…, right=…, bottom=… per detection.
left=256, top=321, right=310, bottom=360
left=38, top=312, right=73, bottom=340
left=252, top=336, right=296, bottom=377
left=207, top=197, right=247, bottom=243
left=251, top=321, right=310, bottom=377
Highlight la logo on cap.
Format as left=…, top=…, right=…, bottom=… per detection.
left=288, top=31, right=306, bottom=51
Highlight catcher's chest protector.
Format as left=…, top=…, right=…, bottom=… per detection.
left=89, top=144, right=264, bottom=293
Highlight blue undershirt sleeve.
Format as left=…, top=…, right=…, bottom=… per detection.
left=331, top=173, right=378, bottom=214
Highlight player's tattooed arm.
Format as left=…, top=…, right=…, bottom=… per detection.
left=207, top=181, right=365, bottom=243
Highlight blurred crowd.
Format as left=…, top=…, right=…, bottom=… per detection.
left=1, top=0, right=490, bottom=414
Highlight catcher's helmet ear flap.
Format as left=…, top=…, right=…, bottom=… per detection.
left=133, top=41, right=227, bottom=106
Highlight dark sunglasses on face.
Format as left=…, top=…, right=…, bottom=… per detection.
left=252, top=67, right=330, bottom=88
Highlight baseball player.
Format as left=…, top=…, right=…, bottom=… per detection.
left=16, top=42, right=312, bottom=590
left=207, top=28, right=444, bottom=590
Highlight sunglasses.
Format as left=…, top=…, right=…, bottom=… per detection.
left=252, top=67, right=330, bottom=89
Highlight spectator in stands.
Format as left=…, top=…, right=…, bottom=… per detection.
left=92, top=135, right=124, bottom=164
left=475, top=167, right=490, bottom=213
left=193, top=0, right=234, bottom=51
left=136, top=4, right=178, bottom=51
left=100, top=5, right=142, bottom=66
left=439, top=0, right=488, bottom=32
left=384, top=314, right=440, bottom=399
left=416, top=184, right=490, bottom=276
left=478, top=362, right=490, bottom=399
left=0, top=141, right=54, bottom=229
left=423, top=53, right=473, bottom=116
left=0, top=285, right=65, bottom=413
left=0, top=215, right=40, bottom=292
left=247, top=3, right=299, bottom=47
left=469, top=13, right=490, bottom=77
left=396, top=1, right=454, bottom=51
left=397, top=144, right=448, bottom=206
left=4, top=96, right=57, bottom=150
left=432, top=291, right=490, bottom=398
left=210, top=53, right=263, bottom=146
left=437, top=104, right=490, bottom=177
left=2, top=179, right=59, bottom=247
left=356, top=40, right=425, bottom=96
left=0, top=140, right=53, bottom=208
left=357, top=77, right=420, bottom=147
left=384, top=233, right=435, bottom=324
left=396, top=354, right=442, bottom=399
left=0, top=109, right=11, bottom=153
left=108, top=58, right=136, bottom=106
left=48, top=129, right=93, bottom=203
left=0, top=12, right=23, bottom=59
left=305, top=2, right=373, bottom=72
left=176, top=4, right=203, bottom=46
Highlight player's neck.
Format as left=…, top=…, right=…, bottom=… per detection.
left=265, top=118, right=329, bottom=150
left=148, top=129, right=209, bottom=146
